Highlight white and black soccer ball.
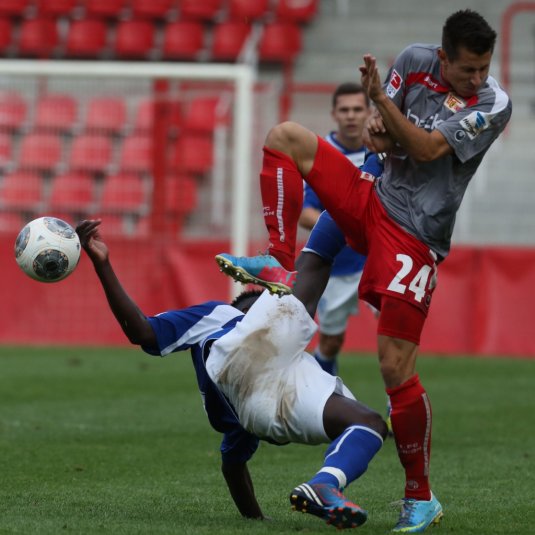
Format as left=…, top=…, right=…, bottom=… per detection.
left=14, top=217, right=81, bottom=282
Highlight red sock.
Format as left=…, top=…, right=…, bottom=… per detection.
left=260, top=146, right=304, bottom=271
left=387, top=374, right=432, bottom=500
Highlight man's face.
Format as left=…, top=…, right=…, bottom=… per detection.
left=331, top=93, right=369, bottom=142
left=439, top=46, right=492, bottom=98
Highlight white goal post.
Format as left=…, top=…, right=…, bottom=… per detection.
left=0, top=59, right=255, bottom=263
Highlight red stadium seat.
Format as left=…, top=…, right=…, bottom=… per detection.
left=0, top=0, right=29, bottom=18
left=210, top=21, right=251, bottom=61
left=275, top=0, right=318, bottom=23
left=48, top=172, right=95, bottom=213
left=19, top=133, right=63, bottom=171
left=84, top=0, right=127, bottom=19
left=182, top=96, right=228, bottom=134
left=228, top=0, right=269, bottom=21
left=34, top=0, right=76, bottom=17
left=0, top=132, right=13, bottom=168
left=0, top=170, right=44, bottom=211
left=114, top=20, right=155, bottom=59
left=130, top=0, right=173, bottom=20
left=100, top=173, right=148, bottom=213
left=0, top=92, right=27, bottom=131
left=0, top=18, right=13, bottom=54
left=65, top=19, right=108, bottom=58
left=85, top=97, right=126, bottom=134
left=69, top=134, right=113, bottom=173
left=119, top=134, right=152, bottom=174
left=133, top=99, right=182, bottom=133
left=171, top=135, right=213, bottom=174
left=258, top=22, right=302, bottom=63
left=34, top=94, right=78, bottom=133
left=178, top=0, right=223, bottom=21
left=18, top=18, right=60, bottom=58
left=162, top=20, right=204, bottom=60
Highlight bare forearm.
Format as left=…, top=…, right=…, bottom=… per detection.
left=222, top=462, right=264, bottom=519
left=93, top=260, right=155, bottom=346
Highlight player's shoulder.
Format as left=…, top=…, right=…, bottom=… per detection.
left=397, top=43, right=439, bottom=66
left=478, top=75, right=512, bottom=111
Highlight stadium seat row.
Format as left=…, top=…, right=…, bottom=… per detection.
left=0, top=0, right=318, bottom=24
left=0, top=131, right=215, bottom=175
left=0, top=171, right=198, bottom=230
left=0, top=92, right=226, bottom=135
left=0, top=16, right=303, bottom=62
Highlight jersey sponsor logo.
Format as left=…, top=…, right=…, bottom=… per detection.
left=459, top=111, right=490, bottom=139
left=406, top=108, right=443, bottom=131
left=444, top=93, right=467, bottom=113
left=360, top=171, right=376, bottom=182
left=386, top=69, right=402, bottom=97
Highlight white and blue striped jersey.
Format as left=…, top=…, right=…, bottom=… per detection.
left=141, top=301, right=260, bottom=463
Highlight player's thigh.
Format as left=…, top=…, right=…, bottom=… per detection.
left=317, top=275, right=360, bottom=335
left=306, top=138, right=374, bottom=243
left=359, top=201, right=439, bottom=329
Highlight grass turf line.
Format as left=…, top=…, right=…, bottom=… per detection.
left=0, top=346, right=534, bottom=534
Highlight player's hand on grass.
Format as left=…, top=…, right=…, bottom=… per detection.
left=76, top=219, right=109, bottom=265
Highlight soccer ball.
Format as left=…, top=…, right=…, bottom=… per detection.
left=14, top=217, right=81, bottom=283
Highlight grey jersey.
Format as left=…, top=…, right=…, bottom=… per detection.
left=375, top=43, right=512, bottom=259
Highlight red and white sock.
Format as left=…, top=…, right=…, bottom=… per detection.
left=387, top=374, right=432, bottom=500
left=260, top=146, right=304, bottom=271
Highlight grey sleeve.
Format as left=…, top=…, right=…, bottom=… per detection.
left=438, top=88, right=512, bottom=163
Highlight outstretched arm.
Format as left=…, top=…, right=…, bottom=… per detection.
left=221, top=461, right=265, bottom=519
left=76, top=220, right=156, bottom=347
left=360, top=54, right=452, bottom=162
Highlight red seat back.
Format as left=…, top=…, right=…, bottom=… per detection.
left=66, top=19, right=108, bottom=58
left=162, top=21, right=204, bottom=60
left=211, top=21, right=251, bottom=61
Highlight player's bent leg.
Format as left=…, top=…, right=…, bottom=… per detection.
left=290, top=395, right=385, bottom=529
left=265, top=121, right=318, bottom=176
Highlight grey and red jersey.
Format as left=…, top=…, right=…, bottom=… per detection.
left=375, top=43, right=512, bottom=259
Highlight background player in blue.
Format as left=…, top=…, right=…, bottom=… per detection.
left=76, top=219, right=387, bottom=530
left=299, top=82, right=372, bottom=376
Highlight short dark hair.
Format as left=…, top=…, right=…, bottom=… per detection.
left=230, top=289, right=263, bottom=313
left=332, top=82, right=369, bottom=108
left=442, top=10, right=497, bottom=60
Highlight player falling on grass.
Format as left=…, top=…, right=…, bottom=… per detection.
left=216, top=9, right=511, bottom=533
left=77, top=219, right=387, bottom=530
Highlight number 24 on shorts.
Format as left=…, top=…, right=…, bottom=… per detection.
left=387, top=253, right=437, bottom=303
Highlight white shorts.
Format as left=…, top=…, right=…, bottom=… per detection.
left=206, top=291, right=356, bottom=445
left=317, top=271, right=362, bottom=335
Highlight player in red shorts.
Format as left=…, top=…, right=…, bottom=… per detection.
left=216, top=9, right=511, bottom=533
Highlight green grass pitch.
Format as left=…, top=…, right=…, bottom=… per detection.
left=0, top=346, right=534, bottom=534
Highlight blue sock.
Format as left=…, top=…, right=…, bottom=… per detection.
left=314, top=349, right=338, bottom=376
left=308, top=426, right=383, bottom=489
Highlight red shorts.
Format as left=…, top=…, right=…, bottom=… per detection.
left=306, top=137, right=439, bottom=345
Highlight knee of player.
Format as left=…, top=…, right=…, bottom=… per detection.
left=370, top=412, right=389, bottom=440
left=266, top=121, right=297, bottom=149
